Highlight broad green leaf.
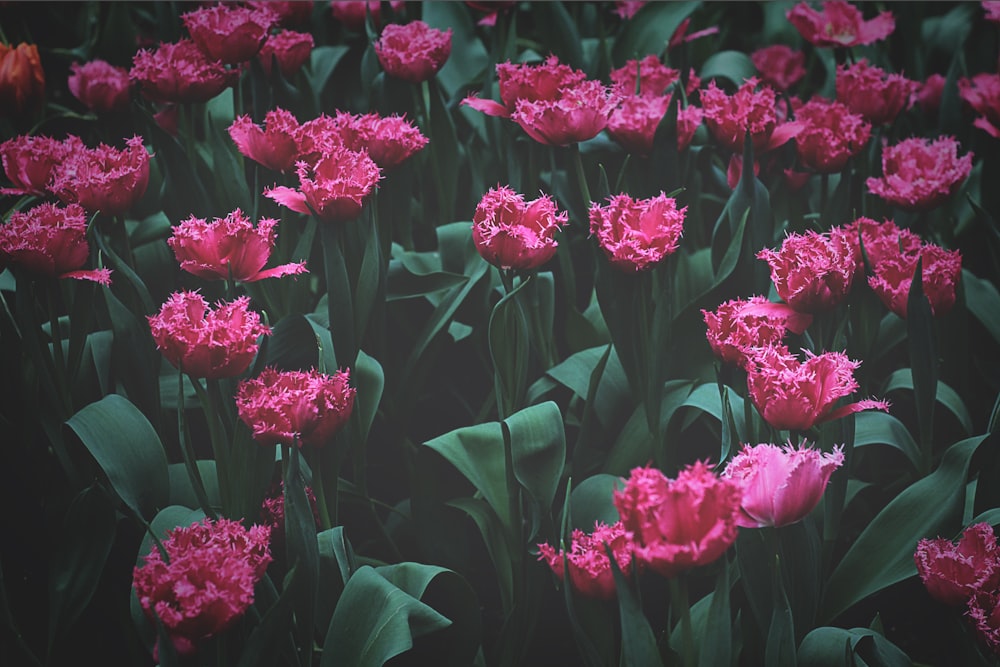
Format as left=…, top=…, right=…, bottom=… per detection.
left=679, top=383, right=747, bottom=441
left=699, top=50, right=758, bottom=88
left=321, top=566, right=451, bottom=667
left=963, top=269, right=1000, bottom=347
left=820, top=435, right=986, bottom=622
left=882, top=369, right=974, bottom=435
left=698, top=562, right=733, bottom=667
left=167, top=461, right=221, bottom=509
left=387, top=259, right=468, bottom=301
left=608, top=547, right=664, bottom=667
left=47, top=485, right=116, bottom=651
left=66, top=394, right=169, bottom=518
left=237, top=567, right=299, bottom=667
left=568, top=473, right=622, bottom=531
left=507, top=401, right=566, bottom=533
left=853, top=411, right=920, bottom=472
left=284, top=446, right=319, bottom=666
left=354, top=350, right=384, bottom=444
left=611, top=1, right=698, bottom=64
left=798, top=626, right=911, bottom=667
left=489, top=278, right=532, bottom=419
left=308, top=45, right=350, bottom=98
left=422, top=1, right=489, bottom=99
left=447, top=496, right=514, bottom=614
left=531, top=2, right=584, bottom=69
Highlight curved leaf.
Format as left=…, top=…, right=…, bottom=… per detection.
left=507, top=401, right=566, bottom=522
left=354, top=350, right=384, bottom=444
left=569, top=473, right=623, bottom=530
left=882, top=369, right=974, bottom=435
left=611, top=1, right=698, bottom=64
left=66, top=394, right=169, bottom=518
left=699, top=50, right=758, bottom=88
left=852, top=411, right=920, bottom=472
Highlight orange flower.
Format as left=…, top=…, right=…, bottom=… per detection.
left=0, top=42, right=45, bottom=116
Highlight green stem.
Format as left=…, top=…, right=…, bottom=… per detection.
left=45, top=281, right=73, bottom=417
left=176, top=368, right=217, bottom=519
left=572, top=142, right=592, bottom=219
left=311, top=446, right=334, bottom=531
left=669, top=575, right=695, bottom=667
left=189, top=375, right=231, bottom=515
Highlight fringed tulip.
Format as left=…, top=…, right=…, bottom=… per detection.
left=701, top=78, right=801, bottom=153
left=472, top=185, right=567, bottom=270
left=537, top=521, right=635, bottom=600
left=181, top=4, right=277, bottom=64
left=757, top=230, right=856, bottom=313
left=258, top=30, right=314, bottom=78
left=374, top=20, right=451, bottom=83
left=588, top=192, right=686, bottom=272
left=130, top=39, right=237, bottom=104
left=959, top=73, right=1000, bottom=139
left=703, top=296, right=813, bottom=368
left=915, top=523, right=1000, bottom=607
left=68, top=59, right=132, bottom=113
left=1, top=134, right=83, bottom=197
left=866, top=136, right=973, bottom=211
left=868, top=242, right=962, bottom=318
left=50, top=136, right=151, bottom=216
left=229, top=109, right=302, bottom=172
left=751, top=45, right=806, bottom=92
left=264, top=145, right=381, bottom=222
left=793, top=98, right=871, bottom=173
left=786, top=0, right=895, bottom=47
left=836, top=60, right=917, bottom=126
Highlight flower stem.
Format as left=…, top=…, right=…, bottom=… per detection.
left=669, top=575, right=696, bottom=667
left=310, top=446, right=334, bottom=531
left=176, top=368, right=217, bottom=519
left=190, top=375, right=232, bottom=515
left=572, top=142, right=592, bottom=219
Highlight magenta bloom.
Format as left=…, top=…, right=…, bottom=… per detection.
left=236, top=367, right=356, bottom=447
left=786, top=0, right=895, bottom=48
left=793, top=98, right=871, bottom=173
left=745, top=346, right=889, bottom=431
left=959, top=73, right=1000, bottom=139
left=915, top=523, right=1000, bottom=607
left=50, top=136, right=150, bottom=216
left=258, top=30, right=314, bottom=78
left=613, top=462, right=742, bottom=579
left=181, top=4, right=277, bottom=64
left=836, top=60, right=917, bottom=126
left=757, top=230, right=856, bottom=313
left=703, top=296, right=813, bottom=368
left=588, top=193, right=686, bottom=272
left=511, top=78, right=619, bottom=147
left=130, top=39, right=236, bottom=104
left=248, top=1, right=314, bottom=27
left=462, top=56, right=586, bottom=119
left=751, top=45, right=806, bottom=92
left=148, top=291, right=270, bottom=379
left=537, top=521, right=635, bottom=601
left=914, top=74, right=946, bottom=115
left=168, top=209, right=307, bottom=283
left=0, top=202, right=111, bottom=285
left=0, top=134, right=83, bottom=197
left=229, top=109, right=302, bottom=173
left=68, top=59, right=132, bottom=113
left=830, top=216, right=922, bottom=280
left=722, top=441, right=844, bottom=528
left=866, top=136, right=973, bottom=211
left=701, top=78, right=801, bottom=153
left=615, top=0, right=645, bottom=20
left=330, top=0, right=404, bottom=31
left=868, top=242, right=962, bottom=318
left=327, top=111, right=428, bottom=170
left=472, top=185, right=568, bottom=271
left=609, top=55, right=683, bottom=98
left=265, top=145, right=381, bottom=222
left=985, top=1, right=1000, bottom=23
left=133, top=518, right=271, bottom=657
left=969, top=591, right=1000, bottom=656
left=607, top=95, right=670, bottom=156
left=374, top=20, right=451, bottom=83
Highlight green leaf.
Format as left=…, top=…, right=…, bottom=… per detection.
left=307, top=45, right=351, bottom=98
left=387, top=259, right=468, bottom=301
left=284, top=446, right=319, bottom=666
left=354, top=350, right=384, bottom=445
left=507, top=401, right=566, bottom=538
left=607, top=546, right=664, bottom=667
left=698, top=561, right=733, bottom=667
left=798, top=626, right=911, bottom=667
left=66, top=394, right=169, bottom=518
left=447, top=496, right=515, bottom=614
left=611, top=1, right=698, bottom=63
left=321, top=566, right=451, bottom=667
left=489, top=277, right=532, bottom=419
left=167, top=460, right=221, bottom=509
left=530, top=2, right=584, bottom=69
left=421, top=1, right=489, bottom=100
left=568, top=473, right=623, bottom=531
left=679, top=383, right=747, bottom=441
left=699, top=50, right=758, bottom=88
left=962, top=269, right=1000, bottom=347
left=237, top=567, right=300, bottom=667
left=853, top=411, right=920, bottom=472
left=882, top=369, right=974, bottom=435
left=820, top=435, right=986, bottom=623
left=47, top=485, right=116, bottom=652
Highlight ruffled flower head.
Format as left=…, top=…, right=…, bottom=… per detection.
left=130, top=39, right=237, bottom=104
left=745, top=346, right=889, bottom=431
left=331, top=1, right=404, bottom=31
left=1, top=134, right=83, bottom=197
left=265, top=145, right=381, bottom=222
left=609, top=55, right=683, bottom=98
left=132, top=518, right=272, bottom=657
left=786, top=0, right=895, bottom=48
left=148, top=291, right=270, bottom=379
left=829, top=216, right=922, bottom=280
left=168, top=209, right=307, bottom=283
left=915, top=523, right=1000, bottom=607
left=588, top=192, right=686, bottom=272
left=258, top=30, right=315, bottom=78
left=68, top=59, right=132, bottom=113
left=836, top=60, right=917, bottom=126
left=472, top=185, right=568, bottom=271
left=537, top=521, right=635, bottom=600
left=181, top=3, right=277, bottom=64
left=608, top=90, right=670, bottom=155
left=751, top=45, right=806, bottom=92
left=0, top=202, right=112, bottom=285
left=703, top=296, right=813, bottom=368
left=511, top=78, right=619, bottom=147
left=722, top=441, right=844, bottom=528
left=229, top=109, right=302, bottom=173
left=327, top=111, right=428, bottom=170
left=374, top=20, right=452, bottom=83
left=50, top=136, right=151, bottom=216
left=236, top=367, right=356, bottom=447
left=958, top=73, right=1000, bottom=139
left=757, top=230, right=856, bottom=313
left=866, top=136, right=973, bottom=211
left=868, top=242, right=962, bottom=318
left=793, top=97, right=871, bottom=173
left=701, top=78, right=801, bottom=153
left=613, top=462, right=742, bottom=579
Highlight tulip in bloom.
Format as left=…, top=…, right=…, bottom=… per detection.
left=868, top=242, right=962, bottom=318
left=374, top=20, right=452, bottom=83
left=330, top=0, right=404, bottom=31
left=148, top=291, right=270, bottom=379
left=786, top=0, right=895, bottom=48
left=757, top=230, right=856, bottom=313
left=0, top=134, right=83, bottom=197
left=472, top=185, right=568, bottom=271
left=722, top=441, right=844, bottom=528
left=914, top=523, right=1000, bottom=607
left=461, top=56, right=586, bottom=119
left=229, top=109, right=302, bottom=172
left=68, top=59, right=132, bottom=113
left=0, top=203, right=112, bottom=285
left=702, top=296, right=813, bottom=368
left=866, top=136, right=973, bottom=211
left=132, top=518, right=271, bottom=657
left=326, top=111, right=428, bottom=170
left=130, top=39, right=237, bottom=104
left=236, top=367, right=356, bottom=447
left=751, top=45, right=806, bottom=92
left=168, top=209, right=307, bottom=282
left=0, top=42, right=45, bottom=116
left=793, top=98, right=871, bottom=173
left=836, top=60, right=917, bottom=126
left=745, top=346, right=889, bottom=431
left=50, top=136, right=151, bottom=217
left=985, top=1, right=1000, bottom=23
left=914, top=73, right=946, bottom=115
left=968, top=591, right=1000, bottom=656
left=265, top=145, right=381, bottom=222
left=258, top=30, right=315, bottom=78
left=181, top=4, right=277, bottom=64
left=607, top=95, right=670, bottom=157
left=701, top=78, right=802, bottom=153
left=511, top=77, right=619, bottom=147
left=609, top=55, right=683, bottom=98
left=537, top=521, right=635, bottom=600
left=588, top=193, right=686, bottom=272
left=958, top=73, right=1000, bottom=139
left=829, top=216, right=922, bottom=280
left=613, top=462, right=742, bottom=579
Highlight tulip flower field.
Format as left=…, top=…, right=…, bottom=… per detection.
left=2, top=1, right=1000, bottom=665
